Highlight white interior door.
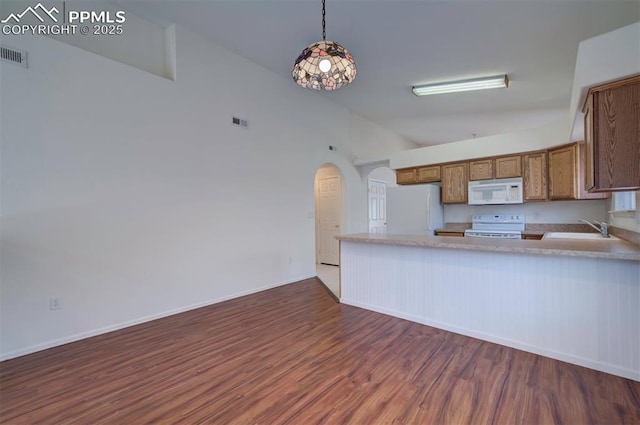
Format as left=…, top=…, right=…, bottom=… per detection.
left=318, top=176, right=341, bottom=265
left=368, top=179, right=387, bottom=233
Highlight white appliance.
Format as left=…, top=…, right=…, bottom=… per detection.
left=468, top=177, right=523, bottom=205
left=464, top=213, right=525, bottom=239
left=386, top=184, right=444, bottom=235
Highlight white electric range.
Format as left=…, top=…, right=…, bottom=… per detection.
left=464, top=213, right=525, bottom=239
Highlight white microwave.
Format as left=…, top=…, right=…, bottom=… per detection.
left=468, top=177, right=524, bottom=205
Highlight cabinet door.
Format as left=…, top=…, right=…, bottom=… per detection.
left=584, top=95, right=595, bottom=191
left=576, top=142, right=608, bottom=199
left=587, top=75, right=640, bottom=191
left=416, top=165, right=441, bottom=183
left=523, top=152, right=547, bottom=201
left=396, top=168, right=417, bottom=185
left=442, top=163, right=469, bottom=204
left=548, top=144, right=577, bottom=200
left=495, top=155, right=522, bottom=178
left=469, top=159, right=493, bottom=181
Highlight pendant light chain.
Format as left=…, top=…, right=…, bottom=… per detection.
left=322, top=0, right=326, bottom=41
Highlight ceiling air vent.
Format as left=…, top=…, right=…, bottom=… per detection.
left=1, top=46, right=28, bottom=68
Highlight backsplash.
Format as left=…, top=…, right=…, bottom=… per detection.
left=611, top=226, right=640, bottom=246
left=444, top=199, right=608, bottom=225
left=609, top=190, right=640, bottom=233
left=442, top=223, right=600, bottom=233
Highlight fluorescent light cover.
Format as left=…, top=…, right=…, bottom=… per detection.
left=412, top=75, right=509, bottom=96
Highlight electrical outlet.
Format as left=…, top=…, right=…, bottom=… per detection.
left=49, top=297, right=62, bottom=310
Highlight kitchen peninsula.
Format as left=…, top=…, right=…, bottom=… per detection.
left=337, top=233, right=640, bottom=381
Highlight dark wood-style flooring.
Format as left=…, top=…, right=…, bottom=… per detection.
left=1, top=278, right=639, bottom=424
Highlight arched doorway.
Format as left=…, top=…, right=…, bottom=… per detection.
left=314, top=164, right=344, bottom=298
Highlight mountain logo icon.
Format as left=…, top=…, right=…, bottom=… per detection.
left=1, top=3, right=59, bottom=24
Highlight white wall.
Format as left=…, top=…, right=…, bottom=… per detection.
left=0, top=27, right=412, bottom=359
left=390, top=119, right=569, bottom=170
left=569, top=22, right=640, bottom=141
left=367, top=167, right=397, bottom=188
left=348, top=114, right=416, bottom=162
left=0, top=0, right=175, bottom=80
left=445, top=199, right=608, bottom=225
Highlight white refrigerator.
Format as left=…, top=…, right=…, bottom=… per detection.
left=386, top=184, right=444, bottom=235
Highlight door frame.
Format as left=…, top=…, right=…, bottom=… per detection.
left=367, top=178, right=387, bottom=233
left=314, top=164, right=344, bottom=266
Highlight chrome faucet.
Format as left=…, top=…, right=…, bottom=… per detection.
left=579, top=219, right=609, bottom=238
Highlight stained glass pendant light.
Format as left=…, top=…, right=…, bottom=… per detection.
left=292, top=0, right=356, bottom=91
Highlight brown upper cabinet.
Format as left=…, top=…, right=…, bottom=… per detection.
left=523, top=151, right=548, bottom=201
left=396, top=168, right=417, bottom=184
left=576, top=142, right=609, bottom=200
left=548, top=142, right=609, bottom=200
left=583, top=74, right=640, bottom=192
left=396, top=165, right=441, bottom=185
left=442, top=162, right=469, bottom=204
left=396, top=138, right=611, bottom=203
left=469, top=155, right=522, bottom=181
left=532, top=142, right=608, bottom=201
left=416, top=165, right=441, bottom=183
left=469, top=159, right=493, bottom=181
left=495, top=155, right=522, bottom=178
left=548, top=144, right=577, bottom=200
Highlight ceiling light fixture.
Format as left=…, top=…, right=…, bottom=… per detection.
left=292, top=0, right=356, bottom=91
left=412, top=75, right=509, bottom=96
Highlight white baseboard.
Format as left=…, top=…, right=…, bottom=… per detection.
left=341, top=298, right=640, bottom=382
left=1, top=274, right=315, bottom=362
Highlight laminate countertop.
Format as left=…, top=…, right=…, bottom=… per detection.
left=336, top=233, right=640, bottom=262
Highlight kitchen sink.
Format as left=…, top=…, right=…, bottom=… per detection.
left=543, top=232, right=619, bottom=241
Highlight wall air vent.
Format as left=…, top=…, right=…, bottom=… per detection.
left=0, top=46, right=27, bottom=68
left=231, top=116, right=249, bottom=129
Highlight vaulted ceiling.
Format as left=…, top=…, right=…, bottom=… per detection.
left=122, top=0, right=639, bottom=146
